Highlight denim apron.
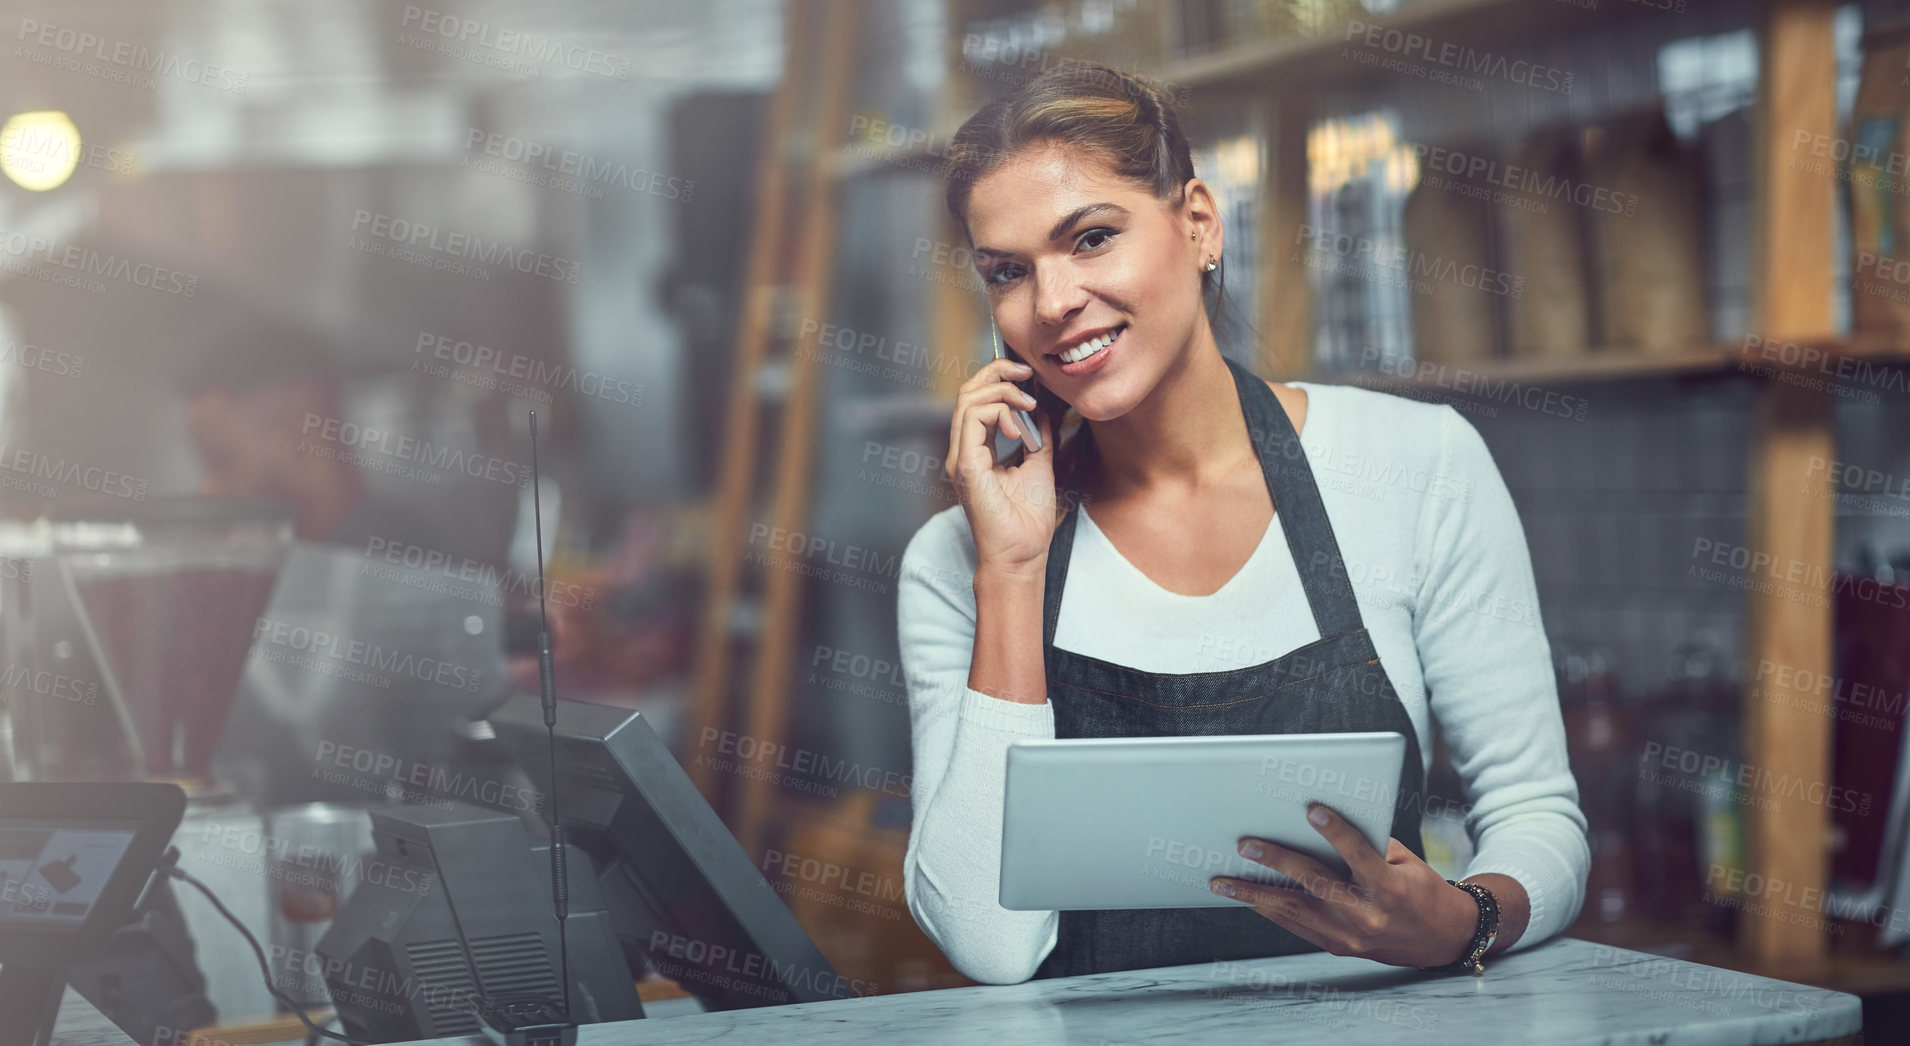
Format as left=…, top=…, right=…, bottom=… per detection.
left=1032, top=355, right=1429, bottom=978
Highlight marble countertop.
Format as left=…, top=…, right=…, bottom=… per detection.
left=51, top=987, right=137, bottom=1046
left=401, top=936, right=1864, bottom=1046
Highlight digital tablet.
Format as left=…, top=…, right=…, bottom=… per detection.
left=1000, top=732, right=1405, bottom=911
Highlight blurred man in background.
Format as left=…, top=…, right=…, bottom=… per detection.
left=181, top=321, right=448, bottom=554
left=181, top=321, right=508, bottom=808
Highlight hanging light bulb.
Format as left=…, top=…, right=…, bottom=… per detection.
left=1, top=110, right=81, bottom=191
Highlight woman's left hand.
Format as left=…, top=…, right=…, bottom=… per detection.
left=1208, top=802, right=1478, bottom=969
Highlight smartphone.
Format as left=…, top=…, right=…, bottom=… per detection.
left=993, top=335, right=1045, bottom=454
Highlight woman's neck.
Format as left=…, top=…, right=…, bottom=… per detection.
left=1083, top=336, right=1256, bottom=503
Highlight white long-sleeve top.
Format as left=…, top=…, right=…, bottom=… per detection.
left=895, top=380, right=1591, bottom=985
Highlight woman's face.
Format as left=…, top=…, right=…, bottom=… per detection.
left=966, top=140, right=1219, bottom=422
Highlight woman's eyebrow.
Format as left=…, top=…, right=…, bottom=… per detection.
left=972, top=202, right=1132, bottom=261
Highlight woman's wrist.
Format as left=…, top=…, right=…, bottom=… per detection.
left=974, top=558, right=1047, bottom=591
left=969, top=558, right=1048, bottom=706
left=1433, top=881, right=1483, bottom=966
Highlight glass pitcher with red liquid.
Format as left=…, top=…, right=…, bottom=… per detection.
left=46, top=495, right=291, bottom=794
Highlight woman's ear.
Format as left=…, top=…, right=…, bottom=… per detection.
left=1176, top=178, right=1222, bottom=263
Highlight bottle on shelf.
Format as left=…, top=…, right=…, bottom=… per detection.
left=1632, top=637, right=1739, bottom=933
left=1562, top=649, right=1638, bottom=924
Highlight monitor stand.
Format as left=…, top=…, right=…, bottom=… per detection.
left=0, top=963, right=69, bottom=1046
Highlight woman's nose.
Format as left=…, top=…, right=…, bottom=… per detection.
left=1030, top=265, right=1086, bottom=330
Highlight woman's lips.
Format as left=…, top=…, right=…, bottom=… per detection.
left=1054, top=325, right=1123, bottom=377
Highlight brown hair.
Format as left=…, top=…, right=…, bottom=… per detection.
left=943, top=61, right=1194, bottom=226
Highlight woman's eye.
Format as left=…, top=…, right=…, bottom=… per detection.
left=983, top=230, right=1116, bottom=288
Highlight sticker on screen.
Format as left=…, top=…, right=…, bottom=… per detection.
left=0, top=825, right=138, bottom=925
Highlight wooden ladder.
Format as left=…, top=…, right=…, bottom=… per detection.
left=686, top=0, right=865, bottom=856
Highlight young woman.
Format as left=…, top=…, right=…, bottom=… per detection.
left=896, top=62, right=1589, bottom=985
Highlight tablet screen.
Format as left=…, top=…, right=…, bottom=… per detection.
left=0, top=821, right=140, bottom=927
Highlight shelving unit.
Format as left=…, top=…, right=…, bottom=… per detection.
left=1145, top=0, right=1899, bottom=990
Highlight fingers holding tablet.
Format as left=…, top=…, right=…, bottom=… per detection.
left=1208, top=877, right=1343, bottom=957
left=1209, top=802, right=1377, bottom=903
left=1298, top=801, right=1392, bottom=885
left=1208, top=802, right=1487, bottom=969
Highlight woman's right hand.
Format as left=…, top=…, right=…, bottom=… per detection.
left=945, top=357, right=1061, bottom=576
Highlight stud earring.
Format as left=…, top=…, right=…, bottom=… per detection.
left=1204, top=256, right=1218, bottom=272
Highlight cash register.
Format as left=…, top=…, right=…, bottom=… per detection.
left=314, top=694, right=849, bottom=1043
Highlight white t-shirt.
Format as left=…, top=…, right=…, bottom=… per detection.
left=896, top=380, right=1591, bottom=985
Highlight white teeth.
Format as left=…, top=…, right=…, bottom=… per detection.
left=1060, top=328, right=1118, bottom=364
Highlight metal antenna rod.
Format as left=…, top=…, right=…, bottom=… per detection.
left=529, top=410, right=571, bottom=1021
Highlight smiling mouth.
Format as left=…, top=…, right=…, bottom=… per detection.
left=1052, top=324, right=1125, bottom=365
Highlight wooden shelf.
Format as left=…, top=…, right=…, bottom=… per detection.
left=1148, top=0, right=1503, bottom=90
left=184, top=1011, right=334, bottom=1046
left=1141, top=0, right=1646, bottom=94
left=636, top=977, right=693, bottom=1002
left=1309, top=343, right=1739, bottom=389
left=836, top=0, right=1616, bottom=177
left=1303, top=338, right=1910, bottom=391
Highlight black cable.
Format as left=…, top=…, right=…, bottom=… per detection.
left=166, top=863, right=365, bottom=1046
left=305, top=1011, right=345, bottom=1046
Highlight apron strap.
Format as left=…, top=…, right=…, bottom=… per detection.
left=1223, top=355, right=1368, bottom=639
left=1042, top=494, right=1079, bottom=654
